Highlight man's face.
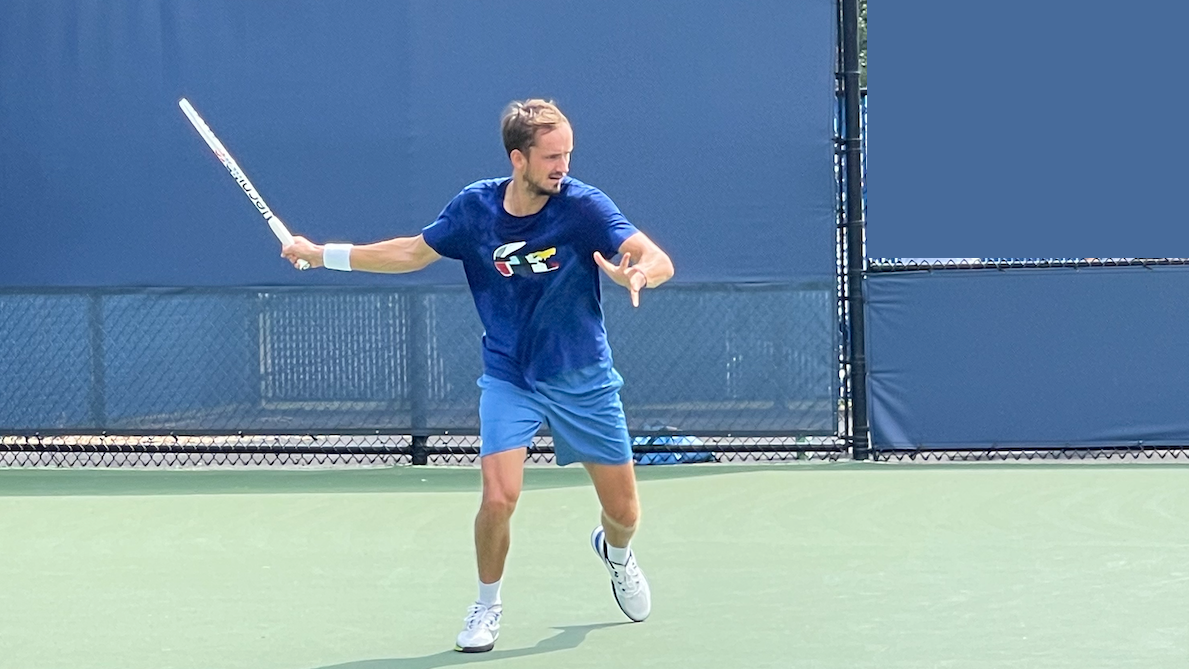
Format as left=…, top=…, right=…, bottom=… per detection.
left=519, top=124, right=573, bottom=196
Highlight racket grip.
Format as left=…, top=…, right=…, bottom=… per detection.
left=267, top=216, right=311, bottom=270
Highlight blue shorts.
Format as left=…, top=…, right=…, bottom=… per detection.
left=478, top=362, right=632, bottom=466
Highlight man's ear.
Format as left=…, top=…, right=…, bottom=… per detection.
left=509, top=148, right=527, bottom=172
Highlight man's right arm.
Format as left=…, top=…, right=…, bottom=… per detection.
left=282, top=233, right=441, bottom=273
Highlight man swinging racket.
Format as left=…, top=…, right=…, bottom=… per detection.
left=281, top=99, right=675, bottom=653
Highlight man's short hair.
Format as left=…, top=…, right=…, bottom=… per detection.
left=501, top=99, right=570, bottom=156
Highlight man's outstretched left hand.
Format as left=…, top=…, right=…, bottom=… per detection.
left=594, top=251, right=648, bottom=307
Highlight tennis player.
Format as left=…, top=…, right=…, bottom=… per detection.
left=281, top=99, right=674, bottom=653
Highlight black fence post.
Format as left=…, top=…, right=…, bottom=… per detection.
left=408, top=288, right=430, bottom=465
left=87, top=293, right=107, bottom=430
left=841, top=0, right=870, bottom=459
left=411, top=435, right=429, bottom=466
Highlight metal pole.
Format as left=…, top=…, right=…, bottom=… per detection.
left=87, top=293, right=108, bottom=430
left=407, top=289, right=429, bottom=465
left=841, top=0, right=870, bottom=458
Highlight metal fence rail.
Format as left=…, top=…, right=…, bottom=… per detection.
left=872, top=446, right=1189, bottom=463
left=869, top=258, right=1189, bottom=272
left=0, top=434, right=848, bottom=468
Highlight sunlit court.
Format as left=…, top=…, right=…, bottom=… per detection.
left=3, top=464, right=1188, bottom=668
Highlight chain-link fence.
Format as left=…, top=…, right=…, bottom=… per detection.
left=0, top=283, right=842, bottom=467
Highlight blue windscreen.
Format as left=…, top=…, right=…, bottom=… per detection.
left=866, top=267, right=1189, bottom=448
left=1, top=0, right=836, bottom=287
left=0, top=1, right=840, bottom=437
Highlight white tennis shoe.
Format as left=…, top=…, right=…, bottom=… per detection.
left=591, top=525, right=651, bottom=622
left=454, top=602, right=501, bottom=653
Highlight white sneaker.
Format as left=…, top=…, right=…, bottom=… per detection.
left=591, top=526, right=651, bottom=622
left=454, top=602, right=501, bottom=653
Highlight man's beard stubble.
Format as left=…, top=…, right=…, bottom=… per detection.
left=528, top=175, right=562, bottom=197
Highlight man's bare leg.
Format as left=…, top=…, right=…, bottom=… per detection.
left=584, top=461, right=651, bottom=622
left=584, top=461, right=640, bottom=546
left=455, top=447, right=526, bottom=653
left=476, top=447, right=527, bottom=583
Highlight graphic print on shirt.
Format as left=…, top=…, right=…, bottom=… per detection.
left=492, top=241, right=560, bottom=277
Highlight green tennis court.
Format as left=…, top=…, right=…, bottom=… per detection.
left=3, top=463, right=1187, bottom=668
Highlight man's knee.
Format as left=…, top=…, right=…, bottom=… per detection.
left=602, top=504, right=640, bottom=534
left=481, top=487, right=520, bottom=518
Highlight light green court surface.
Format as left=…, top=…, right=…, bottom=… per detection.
left=2, top=464, right=1187, bottom=669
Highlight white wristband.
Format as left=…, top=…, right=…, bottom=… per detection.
left=323, top=243, right=353, bottom=271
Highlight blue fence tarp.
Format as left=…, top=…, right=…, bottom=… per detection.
left=866, top=266, right=1189, bottom=449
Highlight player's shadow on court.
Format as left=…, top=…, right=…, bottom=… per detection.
left=309, top=622, right=630, bottom=669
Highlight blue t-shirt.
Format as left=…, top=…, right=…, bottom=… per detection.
left=421, top=176, right=639, bottom=390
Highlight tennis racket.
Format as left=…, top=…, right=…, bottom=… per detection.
left=178, top=98, right=310, bottom=270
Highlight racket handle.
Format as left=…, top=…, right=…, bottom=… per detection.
left=268, top=216, right=311, bottom=270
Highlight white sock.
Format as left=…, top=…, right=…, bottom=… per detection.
left=477, top=579, right=502, bottom=607
left=605, top=542, right=631, bottom=564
